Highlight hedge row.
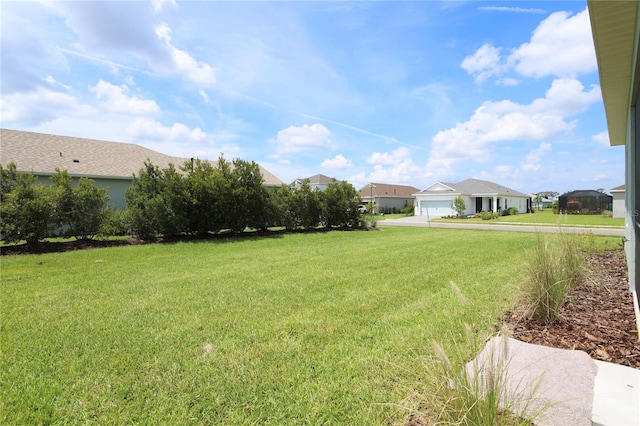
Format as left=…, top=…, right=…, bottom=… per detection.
left=1, top=157, right=364, bottom=243
left=125, top=157, right=363, bottom=238
left=1, top=163, right=111, bottom=243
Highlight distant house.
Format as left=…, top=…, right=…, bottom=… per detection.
left=531, top=194, right=556, bottom=210
left=291, top=174, right=337, bottom=191
left=558, top=190, right=613, bottom=215
left=357, top=183, right=420, bottom=214
left=611, top=185, right=626, bottom=218
left=414, top=178, right=530, bottom=218
left=0, top=128, right=284, bottom=208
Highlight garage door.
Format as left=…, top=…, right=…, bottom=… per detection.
left=420, top=200, right=453, bottom=218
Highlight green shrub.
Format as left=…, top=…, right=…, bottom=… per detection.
left=0, top=174, right=55, bottom=244
left=481, top=211, right=495, bottom=220
left=601, top=210, right=613, bottom=218
left=453, top=196, right=466, bottom=217
left=520, top=232, right=586, bottom=323
left=400, top=204, right=414, bottom=216
left=98, top=208, right=130, bottom=237
left=501, top=207, right=518, bottom=216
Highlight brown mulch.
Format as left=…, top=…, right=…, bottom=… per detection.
left=501, top=248, right=640, bottom=369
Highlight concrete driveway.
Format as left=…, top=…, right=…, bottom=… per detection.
left=379, top=216, right=625, bottom=237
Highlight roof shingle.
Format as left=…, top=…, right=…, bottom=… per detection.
left=0, top=128, right=284, bottom=186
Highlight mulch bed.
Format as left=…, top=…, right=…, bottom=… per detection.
left=501, top=248, right=640, bottom=368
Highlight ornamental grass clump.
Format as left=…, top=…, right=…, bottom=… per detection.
left=407, top=331, right=541, bottom=425
left=521, top=232, right=587, bottom=323
left=402, top=284, right=543, bottom=425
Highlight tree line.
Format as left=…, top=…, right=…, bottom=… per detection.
left=0, top=157, right=364, bottom=244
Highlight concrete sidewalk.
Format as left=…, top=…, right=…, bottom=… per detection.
left=379, top=216, right=625, bottom=236
left=468, top=337, right=639, bottom=425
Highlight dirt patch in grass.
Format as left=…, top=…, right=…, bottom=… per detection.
left=501, top=248, right=640, bottom=368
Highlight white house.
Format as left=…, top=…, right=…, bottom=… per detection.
left=611, top=184, right=626, bottom=218
left=413, top=178, right=531, bottom=218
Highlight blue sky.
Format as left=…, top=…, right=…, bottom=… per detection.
left=1, top=1, right=623, bottom=194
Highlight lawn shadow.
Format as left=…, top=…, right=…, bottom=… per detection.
left=0, top=226, right=369, bottom=256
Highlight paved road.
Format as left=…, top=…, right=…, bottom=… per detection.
left=379, top=216, right=626, bottom=236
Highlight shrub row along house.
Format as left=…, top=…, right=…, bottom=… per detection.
left=0, top=128, right=284, bottom=209
left=0, top=129, right=364, bottom=240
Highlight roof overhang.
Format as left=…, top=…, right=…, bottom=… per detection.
left=588, top=0, right=640, bottom=146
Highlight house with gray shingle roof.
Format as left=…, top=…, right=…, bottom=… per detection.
left=0, top=128, right=284, bottom=208
left=413, top=178, right=531, bottom=218
left=357, top=182, right=420, bottom=214
left=291, top=174, right=338, bottom=191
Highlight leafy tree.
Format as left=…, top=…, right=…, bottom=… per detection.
left=321, top=180, right=361, bottom=228
left=269, top=185, right=297, bottom=230
left=184, top=158, right=223, bottom=234
left=536, top=191, right=559, bottom=199
left=68, top=178, right=110, bottom=239
left=291, top=180, right=321, bottom=229
left=50, top=169, right=110, bottom=239
left=1, top=173, right=55, bottom=244
left=50, top=169, right=75, bottom=235
left=98, top=207, right=130, bottom=237
left=232, top=158, right=269, bottom=231
left=218, top=157, right=268, bottom=233
left=125, top=161, right=166, bottom=239
left=452, top=196, right=466, bottom=217
left=0, top=162, right=19, bottom=204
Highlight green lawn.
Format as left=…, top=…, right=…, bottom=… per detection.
left=0, top=227, right=617, bottom=424
left=434, top=208, right=624, bottom=227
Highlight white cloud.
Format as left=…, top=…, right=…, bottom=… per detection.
left=364, top=147, right=422, bottom=184
left=128, top=117, right=208, bottom=144
left=511, top=8, right=596, bottom=78
left=0, top=87, right=93, bottom=126
left=199, top=90, right=211, bottom=104
left=321, top=154, right=353, bottom=169
left=270, top=123, right=333, bottom=156
left=497, top=78, right=520, bottom=87
left=462, top=7, right=596, bottom=83
left=152, top=0, right=176, bottom=14
left=367, top=150, right=397, bottom=166
left=493, top=165, right=513, bottom=179
left=461, top=44, right=504, bottom=84
left=89, top=80, right=159, bottom=115
left=155, top=23, right=216, bottom=85
left=521, top=142, right=552, bottom=172
left=426, top=78, right=600, bottom=177
left=478, top=6, right=547, bottom=14
left=592, top=131, right=610, bottom=148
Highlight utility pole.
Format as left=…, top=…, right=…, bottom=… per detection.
left=369, top=183, right=376, bottom=215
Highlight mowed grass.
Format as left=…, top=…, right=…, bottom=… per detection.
left=0, top=227, right=613, bottom=424
left=434, top=208, right=624, bottom=227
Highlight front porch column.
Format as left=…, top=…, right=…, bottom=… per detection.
left=492, top=195, right=497, bottom=213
